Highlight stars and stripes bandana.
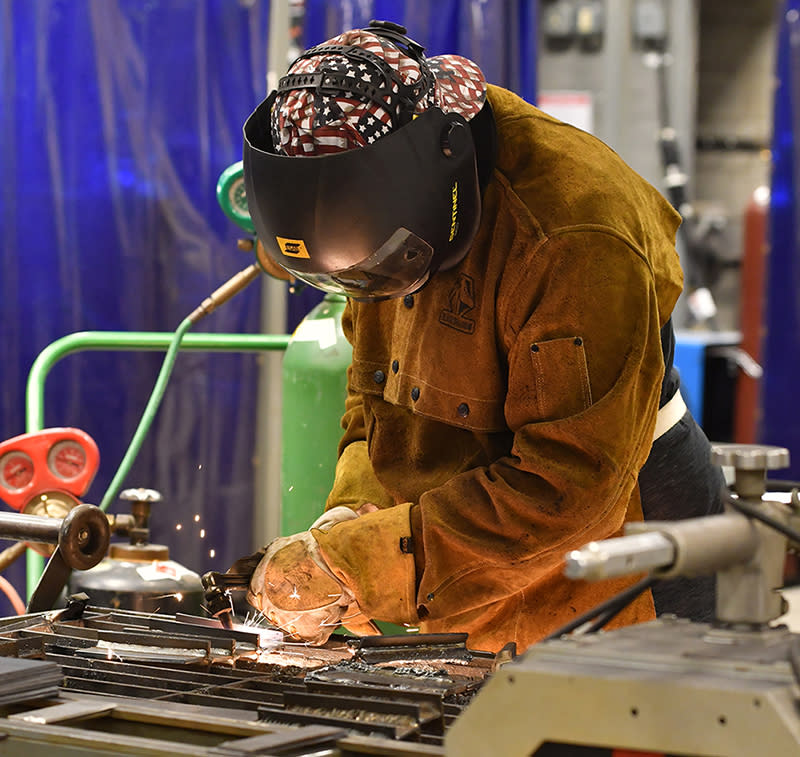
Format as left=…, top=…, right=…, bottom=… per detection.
left=270, top=29, right=486, bottom=157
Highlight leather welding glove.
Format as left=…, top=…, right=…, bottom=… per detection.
left=226, top=505, right=365, bottom=582
left=246, top=529, right=357, bottom=646
left=308, top=505, right=360, bottom=531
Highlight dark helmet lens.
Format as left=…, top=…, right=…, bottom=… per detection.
left=291, top=228, right=433, bottom=300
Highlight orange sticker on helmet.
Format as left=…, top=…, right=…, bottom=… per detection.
left=276, top=236, right=310, bottom=258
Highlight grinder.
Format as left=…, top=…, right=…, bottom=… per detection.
left=202, top=549, right=265, bottom=629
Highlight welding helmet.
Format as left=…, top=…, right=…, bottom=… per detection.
left=242, top=21, right=487, bottom=301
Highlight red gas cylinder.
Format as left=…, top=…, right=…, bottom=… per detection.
left=734, top=186, right=769, bottom=443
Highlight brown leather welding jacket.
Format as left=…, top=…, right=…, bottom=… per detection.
left=313, top=84, right=684, bottom=653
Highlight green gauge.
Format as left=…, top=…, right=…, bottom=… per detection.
left=216, top=161, right=255, bottom=233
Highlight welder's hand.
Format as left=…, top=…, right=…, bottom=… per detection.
left=246, top=531, right=355, bottom=646
left=309, top=505, right=360, bottom=531
left=309, top=503, right=382, bottom=532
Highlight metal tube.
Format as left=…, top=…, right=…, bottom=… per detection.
left=26, top=331, right=291, bottom=432
left=565, top=531, right=676, bottom=580
left=0, top=542, right=27, bottom=573
left=566, top=513, right=761, bottom=583
left=0, top=512, right=62, bottom=543
left=651, top=513, right=759, bottom=579
left=23, top=330, right=291, bottom=598
left=253, top=0, right=291, bottom=553
left=187, top=264, right=262, bottom=324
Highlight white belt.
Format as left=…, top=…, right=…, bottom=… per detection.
left=652, top=390, right=687, bottom=441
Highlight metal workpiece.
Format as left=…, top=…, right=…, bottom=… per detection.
left=0, top=605, right=494, bottom=756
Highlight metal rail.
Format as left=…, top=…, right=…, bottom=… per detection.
left=23, top=331, right=291, bottom=598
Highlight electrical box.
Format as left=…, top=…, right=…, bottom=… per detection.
left=633, top=0, right=668, bottom=47
left=543, top=0, right=577, bottom=43
left=575, top=0, right=604, bottom=48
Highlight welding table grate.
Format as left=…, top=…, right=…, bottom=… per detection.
left=0, top=606, right=493, bottom=751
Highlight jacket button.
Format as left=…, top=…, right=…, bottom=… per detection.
left=530, top=343, right=539, bottom=353
left=574, top=337, right=583, bottom=346
left=411, top=387, right=420, bottom=401
left=391, top=360, right=399, bottom=374
left=373, top=370, right=386, bottom=384
left=403, top=294, right=414, bottom=308
left=457, top=402, right=470, bottom=417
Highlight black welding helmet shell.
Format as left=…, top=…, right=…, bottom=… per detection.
left=242, top=92, right=481, bottom=301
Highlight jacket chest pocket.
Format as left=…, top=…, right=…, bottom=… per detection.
left=528, top=336, right=593, bottom=421
left=349, top=357, right=508, bottom=433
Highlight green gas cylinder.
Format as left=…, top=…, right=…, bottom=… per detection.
left=280, top=294, right=352, bottom=535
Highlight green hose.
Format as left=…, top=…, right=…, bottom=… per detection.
left=98, top=316, right=193, bottom=512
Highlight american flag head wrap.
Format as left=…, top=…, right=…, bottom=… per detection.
left=270, top=28, right=487, bottom=157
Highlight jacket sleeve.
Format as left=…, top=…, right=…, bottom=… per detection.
left=317, top=229, right=666, bottom=625
left=324, top=302, right=396, bottom=513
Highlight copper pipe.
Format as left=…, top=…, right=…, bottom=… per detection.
left=0, top=542, right=28, bottom=573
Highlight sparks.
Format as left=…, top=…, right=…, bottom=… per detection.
left=194, top=514, right=200, bottom=522
left=209, top=549, right=216, bottom=558
left=176, top=523, right=182, bottom=531
left=200, top=529, right=206, bottom=538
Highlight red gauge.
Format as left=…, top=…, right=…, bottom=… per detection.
left=48, top=440, right=87, bottom=480
left=0, top=451, right=34, bottom=491
left=0, top=428, right=99, bottom=512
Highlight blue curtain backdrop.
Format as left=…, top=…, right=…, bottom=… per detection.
left=764, top=1, right=800, bottom=478
left=0, top=0, right=271, bottom=615
left=287, top=0, right=538, bottom=327
left=302, top=0, right=536, bottom=101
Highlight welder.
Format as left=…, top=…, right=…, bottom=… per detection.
left=234, top=20, right=725, bottom=652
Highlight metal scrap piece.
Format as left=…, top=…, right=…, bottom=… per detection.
left=348, top=633, right=473, bottom=665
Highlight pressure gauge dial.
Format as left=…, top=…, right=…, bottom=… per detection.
left=0, top=451, right=35, bottom=491
left=0, top=428, right=99, bottom=512
left=48, top=439, right=88, bottom=480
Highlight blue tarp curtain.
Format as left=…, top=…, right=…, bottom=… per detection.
left=1, top=0, right=537, bottom=617
left=764, top=1, right=800, bottom=478
left=303, top=0, right=536, bottom=101
left=1, top=0, right=271, bottom=615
